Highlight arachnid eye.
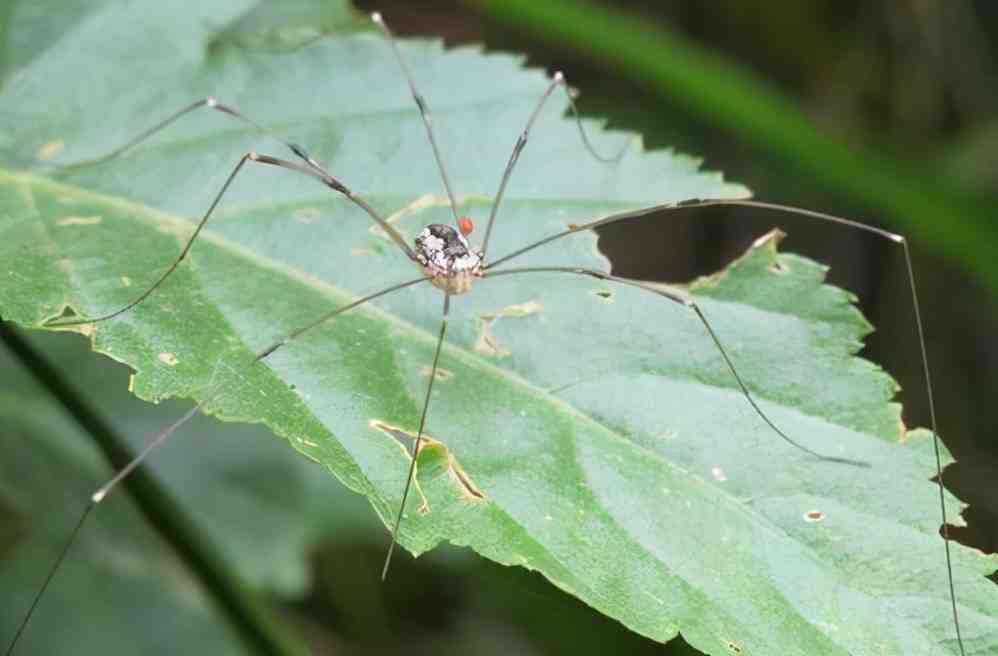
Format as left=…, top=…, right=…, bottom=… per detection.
left=458, top=216, right=474, bottom=236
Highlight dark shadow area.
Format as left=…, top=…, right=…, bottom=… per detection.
left=294, top=538, right=703, bottom=655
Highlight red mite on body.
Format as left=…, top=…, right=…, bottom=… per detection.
left=458, top=216, right=474, bottom=236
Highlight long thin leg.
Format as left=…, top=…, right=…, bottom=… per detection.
left=3, top=505, right=93, bottom=656
left=382, top=292, right=451, bottom=581
left=372, top=12, right=460, bottom=223
left=55, top=97, right=312, bottom=170
left=902, top=242, right=964, bottom=653
left=484, top=198, right=901, bottom=271
left=248, top=154, right=417, bottom=261
left=483, top=266, right=867, bottom=467
left=5, top=275, right=428, bottom=654
left=48, top=151, right=417, bottom=328
left=479, top=72, right=627, bottom=259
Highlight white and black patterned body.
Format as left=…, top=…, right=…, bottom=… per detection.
left=414, top=223, right=483, bottom=294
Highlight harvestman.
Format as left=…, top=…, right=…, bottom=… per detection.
left=5, top=12, right=966, bottom=656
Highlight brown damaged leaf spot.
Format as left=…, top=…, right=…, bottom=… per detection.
left=475, top=300, right=543, bottom=358
left=762, top=231, right=789, bottom=273
left=369, top=420, right=486, bottom=503
left=804, top=509, right=825, bottom=523
left=52, top=322, right=95, bottom=338
left=42, top=305, right=95, bottom=338
left=492, top=301, right=543, bottom=318
left=752, top=228, right=786, bottom=252
left=475, top=322, right=509, bottom=358
left=421, top=365, right=453, bottom=381
left=36, top=140, right=65, bottom=161
left=57, top=215, right=103, bottom=227
left=158, top=352, right=179, bottom=366
left=155, top=220, right=190, bottom=239
left=449, top=461, right=485, bottom=501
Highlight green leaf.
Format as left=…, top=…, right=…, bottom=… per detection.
left=0, top=2, right=995, bottom=655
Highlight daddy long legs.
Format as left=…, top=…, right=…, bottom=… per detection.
left=1, top=10, right=982, bottom=656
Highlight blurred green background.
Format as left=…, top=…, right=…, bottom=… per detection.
left=3, top=1, right=996, bottom=654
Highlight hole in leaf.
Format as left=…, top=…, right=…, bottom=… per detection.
left=369, top=420, right=485, bottom=502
